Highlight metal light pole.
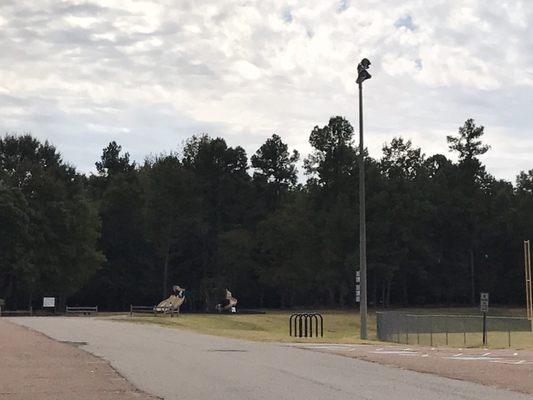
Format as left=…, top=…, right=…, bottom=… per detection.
left=356, top=58, right=371, bottom=340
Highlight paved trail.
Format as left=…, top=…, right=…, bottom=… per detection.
left=10, top=317, right=531, bottom=400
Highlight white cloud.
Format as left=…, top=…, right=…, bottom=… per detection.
left=0, top=0, right=531, bottom=180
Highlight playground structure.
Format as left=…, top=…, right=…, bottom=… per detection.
left=215, top=289, right=237, bottom=313
left=154, top=285, right=186, bottom=316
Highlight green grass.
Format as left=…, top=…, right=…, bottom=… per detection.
left=108, top=308, right=533, bottom=348
left=112, top=310, right=379, bottom=344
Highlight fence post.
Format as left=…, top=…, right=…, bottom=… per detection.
left=482, top=312, right=487, bottom=347
left=508, top=329, right=511, bottom=348
left=463, top=318, right=467, bottom=346
left=405, top=315, right=409, bottom=344
left=130, top=305, right=133, bottom=317
left=445, top=316, right=448, bottom=346
left=397, top=314, right=400, bottom=343
left=430, top=317, right=433, bottom=347
left=416, top=316, right=420, bottom=345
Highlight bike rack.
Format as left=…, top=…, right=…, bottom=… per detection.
left=289, top=313, right=323, bottom=338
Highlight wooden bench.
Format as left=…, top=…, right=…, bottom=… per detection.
left=66, top=306, right=98, bottom=316
left=129, top=305, right=156, bottom=317
left=0, top=307, right=33, bottom=317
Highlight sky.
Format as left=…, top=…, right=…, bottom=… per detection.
left=0, top=0, right=532, bottom=181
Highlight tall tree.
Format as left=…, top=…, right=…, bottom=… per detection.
left=78, top=141, right=149, bottom=309
left=0, top=134, right=103, bottom=308
left=143, top=154, right=200, bottom=298
left=182, top=135, right=253, bottom=307
left=251, top=134, right=299, bottom=210
left=447, top=119, right=491, bottom=305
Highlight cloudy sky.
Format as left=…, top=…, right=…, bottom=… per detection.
left=1, top=0, right=532, bottom=181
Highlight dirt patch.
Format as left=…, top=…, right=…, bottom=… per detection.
left=0, top=319, right=157, bottom=400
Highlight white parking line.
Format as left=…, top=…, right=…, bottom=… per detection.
left=489, top=359, right=533, bottom=365
left=444, top=355, right=500, bottom=361
left=291, top=343, right=533, bottom=367
left=371, top=350, right=419, bottom=355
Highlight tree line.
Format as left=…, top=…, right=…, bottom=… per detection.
left=1, top=117, right=532, bottom=310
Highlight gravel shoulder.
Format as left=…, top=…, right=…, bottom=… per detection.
left=0, top=319, right=156, bottom=400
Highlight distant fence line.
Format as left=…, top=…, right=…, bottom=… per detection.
left=0, top=307, right=33, bottom=317
left=65, top=306, right=98, bottom=315
left=376, top=311, right=532, bottom=347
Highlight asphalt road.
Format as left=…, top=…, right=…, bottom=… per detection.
left=11, top=317, right=530, bottom=400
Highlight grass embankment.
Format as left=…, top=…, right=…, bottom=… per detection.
left=117, top=310, right=378, bottom=344
left=111, top=307, right=533, bottom=348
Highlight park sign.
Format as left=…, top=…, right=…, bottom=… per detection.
left=43, top=297, right=55, bottom=308
left=480, top=292, right=489, bottom=313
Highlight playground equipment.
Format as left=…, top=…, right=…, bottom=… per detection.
left=215, top=289, right=237, bottom=313
left=155, top=285, right=186, bottom=316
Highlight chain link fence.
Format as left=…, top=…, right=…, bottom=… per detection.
left=376, top=311, right=533, bottom=347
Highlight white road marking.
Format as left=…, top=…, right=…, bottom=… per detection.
left=489, top=359, right=533, bottom=365
left=371, top=350, right=419, bottom=355
left=291, top=343, right=533, bottom=367
left=444, top=355, right=500, bottom=361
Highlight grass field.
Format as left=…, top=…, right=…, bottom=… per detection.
left=112, top=307, right=533, bottom=348
left=117, top=310, right=378, bottom=344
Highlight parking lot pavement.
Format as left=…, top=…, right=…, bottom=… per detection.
left=9, top=317, right=532, bottom=400
left=291, top=343, right=533, bottom=395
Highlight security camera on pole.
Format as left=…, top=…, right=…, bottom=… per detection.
left=356, top=58, right=371, bottom=340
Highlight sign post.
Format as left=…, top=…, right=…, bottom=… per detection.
left=480, top=292, right=489, bottom=346
left=355, top=270, right=361, bottom=304
left=43, top=297, right=56, bottom=313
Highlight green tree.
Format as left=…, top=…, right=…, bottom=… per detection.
left=182, top=135, right=254, bottom=308
left=447, top=119, right=491, bottom=305
left=79, top=142, right=149, bottom=309
left=143, top=155, right=201, bottom=298
left=305, top=116, right=356, bottom=191
left=0, top=134, right=103, bottom=307
left=252, top=134, right=299, bottom=211
left=0, top=183, right=32, bottom=307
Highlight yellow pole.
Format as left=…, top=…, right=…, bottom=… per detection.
left=526, top=240, right=533, bottom=319
left=524, top=240, right=533, bottom=320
